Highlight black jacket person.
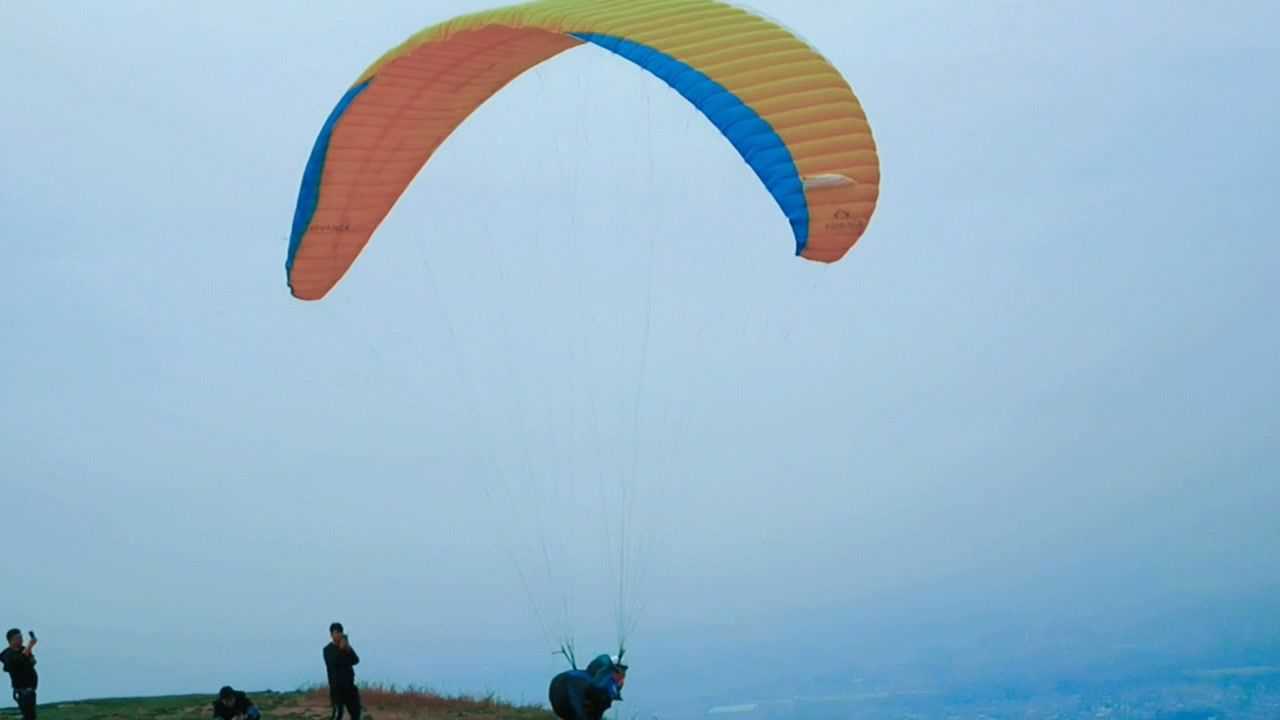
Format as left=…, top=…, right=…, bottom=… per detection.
left=323, top=622, right=361, bottom=720
left=1, top=629, right=38, bottom=720
left=212, top=686, right=260, bottom=720
left=548, top=654, right=626, bottom=720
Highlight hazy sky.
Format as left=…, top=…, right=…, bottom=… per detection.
left=2, top=0, right=1278, bottom=714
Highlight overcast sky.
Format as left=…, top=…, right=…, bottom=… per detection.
left=2, top=0, right=1278, bottom=714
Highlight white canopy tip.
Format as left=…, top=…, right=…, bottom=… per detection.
left=802, top=174, right=855, bottom=190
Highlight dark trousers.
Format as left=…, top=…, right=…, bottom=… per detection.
left=549, top=675, right=575, bottom=720
left=13, top=688, right=36, bottom=720
left=330, top=686, right=361, bottom=720
left=549, top=675, right=593, bottom=720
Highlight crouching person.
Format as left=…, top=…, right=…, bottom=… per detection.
left=213, top=685, right=261, bottom=720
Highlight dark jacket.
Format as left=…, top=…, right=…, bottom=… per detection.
left=548, top=656, right=623, bottom=720
left=212, top=690, right=256, bottom=719
left=324, top=642, right=360, bottom=696
left=0, top=647, right=37, bottom=690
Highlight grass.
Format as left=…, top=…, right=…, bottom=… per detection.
left=304, top=683, right=552, bottom=720
left=16, top=684, right=554, bottom=720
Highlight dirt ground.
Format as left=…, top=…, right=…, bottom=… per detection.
left=32, top=687, right=554, bottom=720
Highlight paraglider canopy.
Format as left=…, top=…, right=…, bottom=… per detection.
left=285, top=0, right=880, bottom=301
left=281, top=0, right=882, bottom=683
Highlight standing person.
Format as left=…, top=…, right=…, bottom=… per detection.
left=323, top=622, right=361, bottom=720
left=1, top=629, right=38, bottom=720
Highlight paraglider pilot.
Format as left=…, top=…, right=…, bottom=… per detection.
left=549, top=654, right=627, bottom=720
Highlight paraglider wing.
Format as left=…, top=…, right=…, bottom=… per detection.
left=286, top=0, right=880, bottom=301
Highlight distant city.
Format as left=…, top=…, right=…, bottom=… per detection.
left=648, top=667, right=1280, bottom=720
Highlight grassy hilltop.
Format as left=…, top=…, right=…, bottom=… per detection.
left=17, top=685, right=554, bottom=720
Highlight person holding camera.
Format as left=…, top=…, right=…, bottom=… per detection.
left=323, top=622, right=362, bottom=720
left=1, top=629, right=38, bottom=720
